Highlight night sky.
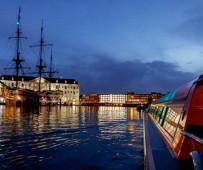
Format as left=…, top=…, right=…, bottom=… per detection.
left=0, top=0, right=203, bottom=94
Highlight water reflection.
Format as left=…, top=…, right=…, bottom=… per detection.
left=0, top=105, right=143, bottom=169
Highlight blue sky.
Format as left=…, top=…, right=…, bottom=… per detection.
left=0, top=0, right=203, bottom=94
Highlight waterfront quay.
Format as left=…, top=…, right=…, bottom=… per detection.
left=0, top=105, right=143, bottom=170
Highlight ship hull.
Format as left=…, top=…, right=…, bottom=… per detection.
left=2, top=86, right=40, bottom=107
left=40, top=90, right=62, bottom=106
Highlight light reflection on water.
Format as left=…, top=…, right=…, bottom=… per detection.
left=0, top=105, right=143, bottom=170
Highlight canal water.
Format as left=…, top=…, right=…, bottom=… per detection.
left=0, top=106, right=143, bottom=170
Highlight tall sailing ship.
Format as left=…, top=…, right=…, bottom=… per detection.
left=39, top=50, right=63, bottom=105
left=0, top=6, right=81, bottom=107
left=30, top=21, right=63, bottom=106
left=0, top=7, right=40, bottom=106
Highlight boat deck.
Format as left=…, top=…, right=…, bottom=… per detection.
left=144, top=113, right=186, bottom=170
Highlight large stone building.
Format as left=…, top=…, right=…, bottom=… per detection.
left=0, top=75, right=80, bottom=105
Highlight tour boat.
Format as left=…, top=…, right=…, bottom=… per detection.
left=148, top=75, right=203, bottom=169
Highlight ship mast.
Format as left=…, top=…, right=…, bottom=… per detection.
left=31, top=21, right=52, bottom=92
left=9, top=6, right=27, bottom=88
left=48, top=49, right=58, bottom=90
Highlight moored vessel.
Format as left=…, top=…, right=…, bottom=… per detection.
left=1, top=7, right=40, bottom=107
left=31, top=22, right=63, bottom=106
left=148, top=75, right=203, bottom=169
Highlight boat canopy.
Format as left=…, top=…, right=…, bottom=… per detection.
left=155, top=79, right=196, bottom=103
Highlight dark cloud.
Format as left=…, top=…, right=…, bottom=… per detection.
left=0, top=47, right=197, bottom=95
left=58, top=54, right=196, bottom=94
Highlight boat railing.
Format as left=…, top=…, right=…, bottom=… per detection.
left=181, top=130, right=203, bottom=145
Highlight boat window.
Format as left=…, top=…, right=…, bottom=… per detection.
left=158, top=107, right=167, bottom=125
left=161, top=107, right=169, bottom=127
left=155, top=107, right=163, bottom=122
left=163, top=108, right=181, bottom=137
left=150, top=106, right=156, bottom=116
left=155, top=107, right=162, bottom=119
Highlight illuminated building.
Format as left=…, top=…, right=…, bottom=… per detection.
left=0, top=75, right=80, bottom=105
left=126, top=91, right=162, bottom=105
left=80, top=94, right=99, bottom=105
left=100, top=94, right=126, bottom=105
left=80, top=92, right=162, bottom=106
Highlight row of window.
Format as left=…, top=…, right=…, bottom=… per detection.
left=64, top=91, right=79, bottom=95
left=100, top=99, right=126, bottom=102
left=101, top=96, right=126, bottom=98
left=2, top=81, right=79, bottom=90
left=149, top=106, right=183, bottom=139
left=101, top=95, right=126, bottom=97
left=2, top=77, right=77, bottom=84
left=56, top=85, right=79, bottom=89
left=1, top=81, right=79, bottom=96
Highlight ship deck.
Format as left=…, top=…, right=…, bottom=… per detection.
left=144, top=113, right=185, bottom=170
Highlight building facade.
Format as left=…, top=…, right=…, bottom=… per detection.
left=0, top=75, right=80, bottom=105
left=80, top=94, right=100, bottom=105
left=126, top=92, right=161, bottom=105
left=80, top=92, right=162, bottom=106
left=100, top=94, right=126, bottom=106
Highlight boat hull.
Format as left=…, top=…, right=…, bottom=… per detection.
left=2, top=86, right=40, bottom=107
